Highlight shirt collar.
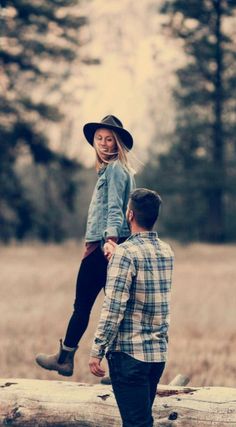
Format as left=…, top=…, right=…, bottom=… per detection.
left=98, top=166, right=107, bottom=176
left=127, top=231, right=158, bottom=240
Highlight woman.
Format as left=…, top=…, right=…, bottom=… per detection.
left=36, top=115, right=135, bottom=376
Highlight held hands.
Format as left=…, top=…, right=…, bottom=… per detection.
left=103, top=239, right=117, bottom=261
left=89, top=356, right=106, bottom=377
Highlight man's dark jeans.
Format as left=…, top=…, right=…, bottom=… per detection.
left=107, top=351, right=165, bottom=427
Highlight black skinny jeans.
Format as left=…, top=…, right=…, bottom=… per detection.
left=107, top=352, right=165, bottom=427
left=64, top=245, right=108, bottom=348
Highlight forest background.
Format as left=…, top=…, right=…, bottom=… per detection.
left=0, top=0, right=235, bottom=387
left=1, top=0, right=236, bottom=243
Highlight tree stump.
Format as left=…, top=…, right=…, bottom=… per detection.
left=0, top=378, right=236, bottom=426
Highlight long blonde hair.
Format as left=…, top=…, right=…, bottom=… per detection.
left=94, top=130, right=134, bottom=173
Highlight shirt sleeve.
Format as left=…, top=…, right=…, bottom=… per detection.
left=90, top=246, right=134, bottom=358
left=103, top=162, right=128, bottom=240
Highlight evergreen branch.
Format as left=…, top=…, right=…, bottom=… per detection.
left=21, top=99, right=64, bottom=122
left=0, top=51, right=43, bottom=75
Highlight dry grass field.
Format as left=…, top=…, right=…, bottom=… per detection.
left=0, top=240, right=235, bottom=388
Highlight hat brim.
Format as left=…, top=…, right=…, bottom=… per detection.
left=83, top=123, right=133, bottom=150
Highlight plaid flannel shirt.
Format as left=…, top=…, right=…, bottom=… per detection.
left=91, top=231, right=174, bottom=362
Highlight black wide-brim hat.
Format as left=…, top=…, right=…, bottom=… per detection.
left=83, top=115, right=133, bottom=150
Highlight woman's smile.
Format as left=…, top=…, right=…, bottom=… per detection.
left=94, top=128, right=117, bottom=158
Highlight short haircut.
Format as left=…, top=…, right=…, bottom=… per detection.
left=129, top=188, right=162, bottom=229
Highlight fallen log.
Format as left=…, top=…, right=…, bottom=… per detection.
left=0, top=377, right=236, bottom=426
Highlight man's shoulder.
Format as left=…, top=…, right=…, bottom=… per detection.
left=114, top=240, right=133, bottom=256
left=117, top=235, right=174, bottom=257
left=112, top=239, right=136, bottom=261
left=157, top=238, right=174, bottom=257
left=115, top=235, right=143, bottom=257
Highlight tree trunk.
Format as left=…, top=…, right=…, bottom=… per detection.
left=207, top=0, right=226, bottom=242
left=0, top=378, right=236, bottom=426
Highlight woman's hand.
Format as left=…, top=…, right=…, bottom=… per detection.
left=104, top=239, right=117, bottom=261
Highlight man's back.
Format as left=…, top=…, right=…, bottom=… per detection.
left=104, top=231, right=174, bottom=362
left=90, top=189, right=174, bottom=427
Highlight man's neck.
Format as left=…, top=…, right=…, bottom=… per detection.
left=130, top=224, right=151, bottom=234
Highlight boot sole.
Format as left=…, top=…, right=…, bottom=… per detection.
left=35, top=359, right=73, bottom=377
left=58, top=369, right=73, bottom=377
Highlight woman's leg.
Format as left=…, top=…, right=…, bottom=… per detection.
left=63, top=246, right=108, bottom=348
left=35, top=245, right=108, bottom=376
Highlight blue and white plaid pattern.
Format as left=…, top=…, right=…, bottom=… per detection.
left=91, top=232, right=174, bottom=362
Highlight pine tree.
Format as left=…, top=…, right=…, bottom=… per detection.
left=0, top=0, right=89, bottom=241
left=148, top=0, right=236, bottom=242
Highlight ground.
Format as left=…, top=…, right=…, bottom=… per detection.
left=0, top=240, right=235, bottom=387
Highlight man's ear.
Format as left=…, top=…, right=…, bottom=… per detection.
left=128, top=209, right=134, bottom=222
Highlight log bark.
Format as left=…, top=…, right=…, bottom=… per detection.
left=0, top=378, right=236, bottom=426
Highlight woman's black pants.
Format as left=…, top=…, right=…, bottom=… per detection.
left=64, top=245, right=108, bottom=348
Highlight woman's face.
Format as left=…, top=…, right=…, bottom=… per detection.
left=94, top=128, right=117, bottom=160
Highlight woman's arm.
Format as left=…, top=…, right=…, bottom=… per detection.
left=103, top=162, right=128, bottom=241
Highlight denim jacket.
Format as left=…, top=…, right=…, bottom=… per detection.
left=85, top=160, right=135, bottom=242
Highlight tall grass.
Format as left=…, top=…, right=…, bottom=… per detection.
left=0, top=241, right=235, bottom=387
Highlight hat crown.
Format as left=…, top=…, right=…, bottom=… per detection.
left=83, top=114, right=133, bottom=150
left=101, top=115, right=123, bottom=129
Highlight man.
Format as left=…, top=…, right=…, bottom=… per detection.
left=89, top=188, right=174, bottom=427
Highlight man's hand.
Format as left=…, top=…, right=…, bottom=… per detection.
left=89, top=356, right=106, bottom=377
left=104, top=239, right=117, bottom=261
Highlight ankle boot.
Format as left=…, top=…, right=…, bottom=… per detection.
left=35, top=339, right=77, bottom=377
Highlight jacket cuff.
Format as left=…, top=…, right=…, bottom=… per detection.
left=103, top=227, right=118, bottom=240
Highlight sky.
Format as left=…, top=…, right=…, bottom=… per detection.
left=63, top=0, right=185, bottom=167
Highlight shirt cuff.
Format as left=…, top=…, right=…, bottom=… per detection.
left=90, top=343, right=106, bottom=359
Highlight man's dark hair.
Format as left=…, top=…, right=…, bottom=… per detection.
left=129, top=188, right=162, bottom=229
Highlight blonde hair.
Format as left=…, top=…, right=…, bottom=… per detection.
left=94, top=130, right=135, bottom=173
